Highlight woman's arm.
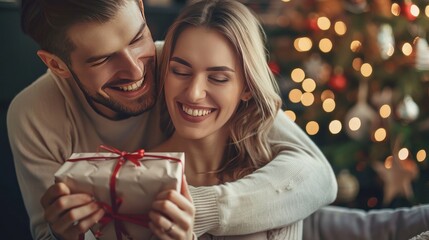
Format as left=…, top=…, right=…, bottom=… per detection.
left=191, top=110, right=338, bottom=236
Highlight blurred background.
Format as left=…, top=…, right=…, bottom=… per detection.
left=1, top=0, right=428, bottom=238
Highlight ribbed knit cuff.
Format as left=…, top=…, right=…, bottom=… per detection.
left=48, top=224, right=60, bottom=240
left=190, top=186, right=220, bottom=237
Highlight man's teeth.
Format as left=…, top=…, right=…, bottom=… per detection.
left=118, top=79, right=143, bottom=91
left=182, top=105, right=212, bottom=117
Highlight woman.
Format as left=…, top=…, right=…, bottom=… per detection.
left=149, top=0, right=303, bottom=239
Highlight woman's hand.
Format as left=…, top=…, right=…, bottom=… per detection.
left=40, top=182, right=105, bottom=240
left=149, top=177, right=196, bottom=240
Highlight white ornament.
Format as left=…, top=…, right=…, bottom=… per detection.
left=377, top=24, right=395, bottom=60
left=415, top=38, right=429, bottom=71
left=397, top=95, right=420, bottom=122
left=344, top=102, right=378, bottom=140
left=344, top=80, right=378, bottom=141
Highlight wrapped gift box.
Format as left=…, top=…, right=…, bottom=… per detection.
left=54, top=147, right=184, bottom=240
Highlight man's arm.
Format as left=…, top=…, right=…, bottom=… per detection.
left=191, top=110, right=338, bottom=236
left=7, top=76, right=75, bottom=239
left=303, top=205, right=429, bottom=240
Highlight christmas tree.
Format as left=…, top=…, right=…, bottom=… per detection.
left=246, top=0, right=429, bottom=210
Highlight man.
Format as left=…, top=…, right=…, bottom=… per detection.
left=8, top=0, right=337, bottom=239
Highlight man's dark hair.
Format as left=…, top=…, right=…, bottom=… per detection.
left=20, top=0, right=137, bottom=64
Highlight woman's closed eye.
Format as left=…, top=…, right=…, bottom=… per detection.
left=171, top=67, right=191, bottom=77
left=209, top=75, right=229, bottom=83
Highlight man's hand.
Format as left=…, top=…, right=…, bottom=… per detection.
left=149, top=177, right=196, bottom=240
left=40, top=183, right=105, bottom=240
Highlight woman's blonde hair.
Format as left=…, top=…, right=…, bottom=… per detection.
left=159, top=0, right=282, bottom=181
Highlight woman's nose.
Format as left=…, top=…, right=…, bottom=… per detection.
left=185, top=76, right=207, bottom=102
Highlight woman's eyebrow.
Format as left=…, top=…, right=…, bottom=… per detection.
left=170, top=56, right=235, bottom=72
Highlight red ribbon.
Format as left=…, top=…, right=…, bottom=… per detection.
left=68, top=145, right=183, bottom=240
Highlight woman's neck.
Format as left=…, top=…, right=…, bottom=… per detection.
left=152, top=131, right=229, bottom=186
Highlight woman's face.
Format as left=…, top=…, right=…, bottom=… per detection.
left=164, top=27, right=248, bottom=141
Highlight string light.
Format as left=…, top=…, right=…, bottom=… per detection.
left=302, top=78, right=316, bottom=92
left=284, top=110, right=296, bottom=121
left=379, top=104, right=391, bottom=118
left=317, top=16, right=331, bottom=30
left=384, top=44, right=395, bottom=58
left=348, top=117, right=361, bottom=131
left=391, top=3, right=401, bottom=16
left=306, top=121, right=319, bottom=135
left=322, top=98, right=336, bottom=112
left=384, top=156, right=393, bottom=169
left=373, top=128, right=387, bottom=142
left=294, top=37, right=312, bottom=52
left=350, top=40, right=362, bottom=52
left=398, top=148, right=409, bottom=160
left=410, top=4, right=420, bottom=18
left=319, top=38, right=333, bottom=53
left=329, top=120, right=342, bottom=134
left=291, top=68, right=305, bottom=83
left=334, top=21, right=347, bottom=36
left=416, top=150, right=427, bottom=162
left=289, top=89, right=303, bottom=103
left=360, top=63, right=373, bottom=77
left=402, top=42, right=413, bottom=56
left=301, top=92, right=315, bottom=106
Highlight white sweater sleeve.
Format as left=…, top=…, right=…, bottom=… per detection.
left=190, top=110, right=338, bottom=236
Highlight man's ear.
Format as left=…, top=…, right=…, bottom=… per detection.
left=37, top=50, right=72, bottom=79
left=138, top=0, right=144, bottom=15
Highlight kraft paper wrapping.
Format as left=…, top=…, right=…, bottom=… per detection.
left=54, top=151, right=184, bottom=240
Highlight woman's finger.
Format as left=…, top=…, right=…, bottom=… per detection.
left=181, top=176, right=193, bottom=203
left=154, top=190, right=194, bottom=216
left=149, top=222, right=175, bottom=240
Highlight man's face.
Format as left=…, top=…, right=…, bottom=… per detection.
left=66, top=0, right=156, bottom=119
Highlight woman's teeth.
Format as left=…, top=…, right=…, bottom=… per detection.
left=182, top=105, right=212, bottom=117
left=118, top=79, right=143, bottom=91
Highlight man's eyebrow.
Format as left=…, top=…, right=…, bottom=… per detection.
left=170, top=56, right=235, bottom=72
left=85, top=22, right=146, bottom=64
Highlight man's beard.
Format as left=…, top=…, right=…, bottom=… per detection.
left=68, top=67, right=157, bottom=119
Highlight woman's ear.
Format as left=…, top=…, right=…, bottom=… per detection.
left=37, top=50, right=72, bottom=79
left=241, top=89, right=252, bottom=101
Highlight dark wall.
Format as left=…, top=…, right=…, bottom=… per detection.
left=0, top=2, right=181, bottom=238
left=0, top=2, right=45, bottom=239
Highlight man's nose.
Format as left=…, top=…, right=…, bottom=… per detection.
left=116, top=48, right=144, bottom=80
